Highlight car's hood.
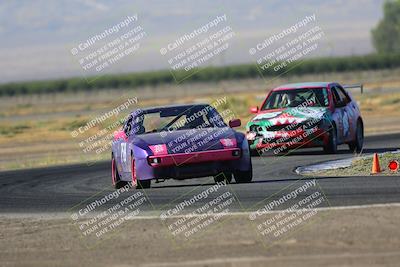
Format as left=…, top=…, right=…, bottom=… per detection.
left=134, top=127, right=237, bottom=154
left=249, top=107, right=329, bottom=126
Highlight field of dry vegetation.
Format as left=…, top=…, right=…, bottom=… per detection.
left=1, top=68, right=400, bottom=170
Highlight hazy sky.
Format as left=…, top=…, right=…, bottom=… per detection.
left=0, top=0, right=384, bottom=83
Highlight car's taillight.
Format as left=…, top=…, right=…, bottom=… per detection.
left=149, top=144, right=168, bottom=155
left=220, top=138, right=237, bottom=148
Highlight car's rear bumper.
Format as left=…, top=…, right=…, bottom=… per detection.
left=152, top=160, right=240, bottom=180
left=131, top=147, right=250, bottom=181
left=147, top=148, right=241, bottom=167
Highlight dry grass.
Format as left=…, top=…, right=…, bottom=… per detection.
left=1, top=68, right=400, bottom=170
left=312, top=153, right=400, bottom=177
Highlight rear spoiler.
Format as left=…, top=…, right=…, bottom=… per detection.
left=343, top=83, right=363, bottom=94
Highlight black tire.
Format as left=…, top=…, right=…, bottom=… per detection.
left=136, top=179, right=151, bottom=189
left=112, top=155, right=128, bottom=189
left=348, top=120, right=364, bottom=153
left=323, top=124, right=338, bottom=154
left=214, top=172, right=232, bottom=183
left=250, top=148, right=261, bottom=157
left=233, top=159, right=253, bottom=183
left=130, top=155, right=151, bottom=189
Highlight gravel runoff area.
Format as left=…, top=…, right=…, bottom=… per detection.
left=1, top=204, right=400, bottom=267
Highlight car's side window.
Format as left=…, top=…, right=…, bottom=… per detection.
left=331, top=86, right=341, bottom=105
left=332, top=86, right=349, bottom=107
left=337, top=86, right=351, bottom=104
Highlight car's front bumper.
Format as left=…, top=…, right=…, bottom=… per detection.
left=247, top=128, right=329, bottom=152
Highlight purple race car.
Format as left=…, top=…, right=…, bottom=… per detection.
left=111, top=104, right=253, bottom=189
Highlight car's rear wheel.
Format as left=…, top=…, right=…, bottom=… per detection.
left=112, top=155, right=128, bottom=189
left=214, top=172, right=232, bottom=183
left=348, top=120, right=364, bottom=153
left=136, top=179, right=151, bottom=189
left=250, top=148, right=261, bottom=157
left=233, top=159, right=253, bottom=183
left=131, top=157, right=151, bottom=189
left=323, top=124, right=338, bottom=154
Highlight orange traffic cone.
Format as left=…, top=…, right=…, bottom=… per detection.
left=371, top=153, right=382, bottom=174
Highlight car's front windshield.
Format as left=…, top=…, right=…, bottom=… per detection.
left=132, top=105, right=226, bottom=135
left=261, top=88, right=329, bottom=110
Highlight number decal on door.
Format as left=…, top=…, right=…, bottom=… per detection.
left=121, top=143, right=127, bottom=162
left=342, top=111, right=350, bottom=137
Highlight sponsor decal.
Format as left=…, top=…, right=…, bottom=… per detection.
left=253, top=111, right=282, bottom=121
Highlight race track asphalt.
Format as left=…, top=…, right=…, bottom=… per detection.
left=0, top=133, right=399, bottom=215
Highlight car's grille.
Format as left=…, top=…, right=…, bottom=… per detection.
left=249, top=125, right=262, bottom=132
left=266, top=124, right=291, bottom=131
left=254, top=122, right=319, bottom=133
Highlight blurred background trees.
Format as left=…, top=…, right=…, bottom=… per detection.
left=372, top=0, right=400, bottom=54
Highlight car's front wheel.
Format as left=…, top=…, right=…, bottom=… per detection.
left=233, top=159, right=253, bottom=183
left=323, top=124, right=338, bottom=154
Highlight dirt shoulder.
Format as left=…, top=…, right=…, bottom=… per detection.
left=312, top=153, right=400, bottom=177
left=1, top=205, right=400, bottom=267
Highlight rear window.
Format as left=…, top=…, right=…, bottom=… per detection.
left=131, top=105, right=226, bottom=135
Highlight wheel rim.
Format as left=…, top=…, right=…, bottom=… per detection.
left=111, top=158, right=117, bottom=186
left=131, top=158, right=137, bottom=186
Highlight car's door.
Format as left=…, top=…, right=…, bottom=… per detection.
left=336, top=85, right=356, bottom=142
left=120, top=115, right=133, bottom=173
left=330, top=85, right=347, bottom=144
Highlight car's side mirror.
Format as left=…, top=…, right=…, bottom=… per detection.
left=250, top=106, right=259, bottom=113
left=229, top=118, right=241, bottom=128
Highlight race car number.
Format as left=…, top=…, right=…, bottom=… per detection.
left=121, top=143, right=127, bottom=163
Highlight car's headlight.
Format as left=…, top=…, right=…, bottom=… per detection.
left=246, top=132, right=257, bottom=140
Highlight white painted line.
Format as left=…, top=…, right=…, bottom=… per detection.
left=129, top=202, right=400, bottom=220
left=2, top=202, right=400, bottom=220
left=142, top=251, right=400, bottom=266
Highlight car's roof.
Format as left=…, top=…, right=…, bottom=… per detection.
left=273, top=82, right=334, bottom=91
left=132, top=103, right=209, bottom=114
